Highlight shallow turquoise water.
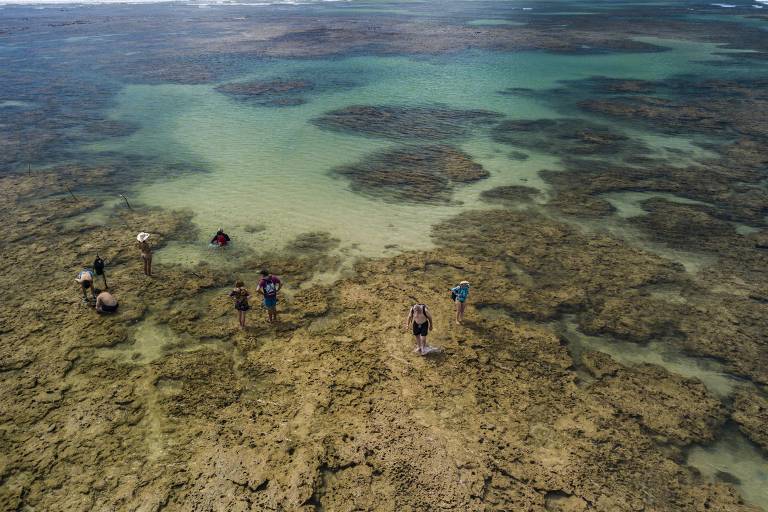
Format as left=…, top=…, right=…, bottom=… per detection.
left=92, top=40, right=740, bottom=260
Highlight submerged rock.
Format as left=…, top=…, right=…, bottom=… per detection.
left=332, top=144, right=488, bottom=203
left=479, top=185, right=540, bottom=204
left=491, top=118, right=648, bottom=159
left=313, top=104, right=501, bottom=141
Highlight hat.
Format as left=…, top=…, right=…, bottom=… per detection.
left=137, top=232, right=150, bottom=242
left=460, top=280, right=470, bottom=286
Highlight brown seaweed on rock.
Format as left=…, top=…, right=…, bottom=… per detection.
left=332, top=144, right=488, bottom=204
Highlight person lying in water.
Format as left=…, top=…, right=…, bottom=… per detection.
left=405, top=303, right=434, bottom=355
left=210, top=229, right=231, bottom=248
left=95, top=290, right=118, bottom=314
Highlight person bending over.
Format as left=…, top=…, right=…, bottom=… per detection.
left=95, top=290, right=118, bottom=314
left=75, top=269, right=96, bottom=303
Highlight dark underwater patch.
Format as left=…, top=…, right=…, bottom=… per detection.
left=331, top=144, right=488, bottom=204
left=312, top=105, right=502, bottom=141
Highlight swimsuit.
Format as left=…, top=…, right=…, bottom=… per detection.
left=99, top=303, right=118, bottom=313
left=412, top=321, right=429, bottom=336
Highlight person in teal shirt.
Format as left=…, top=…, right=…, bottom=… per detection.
left=450, top=280, right=470, bottom=324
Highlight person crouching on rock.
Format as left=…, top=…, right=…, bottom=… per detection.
left=450, top=280, right=470, bottom=325
left=95, top=289, right=118, bottom=314
left=75, top=269, right=97, bottom=303
left=405, top=303, right=433, bottom=355
left=257, top=270, right=281, bottom=323
left=229, top=280, right=251, bottom=329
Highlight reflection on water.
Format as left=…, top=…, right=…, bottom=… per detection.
left=687, top=426, right=768, bottom=511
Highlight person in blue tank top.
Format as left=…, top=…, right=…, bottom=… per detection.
left=450, top=280, right=470, bottom=325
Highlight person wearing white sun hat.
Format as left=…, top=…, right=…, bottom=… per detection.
left=450, top=280, right=471, bottom=325
left=136, top=232, right=152, bottom=276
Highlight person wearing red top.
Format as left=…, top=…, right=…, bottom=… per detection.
left=257, top=269, right=282, bottom=323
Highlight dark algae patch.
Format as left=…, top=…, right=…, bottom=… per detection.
left=313, top=105, right=502, bottom=141
left=332, top=144, right=488, bottom=204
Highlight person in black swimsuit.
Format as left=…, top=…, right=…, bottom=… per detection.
left=405, top=303, right=433, bottom=355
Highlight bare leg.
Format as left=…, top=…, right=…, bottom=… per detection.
left=457, top=302, right=465, bottom=324
left=147, top=257, right=152, bottom=276
left=413, top=335, right=421, bottom=353
left=455, top=301, right=461, bottom=324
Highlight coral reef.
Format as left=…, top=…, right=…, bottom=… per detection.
left=332, top=144, right=488, bottom=203
left=313, top=105, right=501, bottom=141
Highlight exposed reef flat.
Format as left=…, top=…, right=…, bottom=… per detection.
left=2, top=168, right=766, bottom=510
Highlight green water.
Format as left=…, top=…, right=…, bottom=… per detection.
left=92, top=40, right=739, bottom=261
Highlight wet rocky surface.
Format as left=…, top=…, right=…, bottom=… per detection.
left=331, top=144, right=489, bottom=203
left=2, top=168, right=766, bottom=510
left=731, top=389, right=768, bottom=454
left=480, top=185, right=540, bottom=205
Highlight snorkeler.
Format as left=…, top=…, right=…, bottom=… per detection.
left=75, top=269, right=96, bottom=303
left=229, top=280, right=251, bottom=329
left=95, top=289, right=118, bottom=314
left=450, top=280, right=470, bottom=325
left=136, top=232, right=152, bottom=276
left=210, top=229, right=231, bottom=248
left=257, top=270, right=281, bottom=323
left=93, top=254, right=107, bottom=289
left=405, top=303, right=433, bottom=355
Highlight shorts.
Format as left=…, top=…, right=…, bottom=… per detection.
left=99, top=303, right=118, bottom=313
left=412, top=321, right=429, bottom=336
left=263, top=296, right=277, bottom=309
left=235, top=300, right=251, bottom=312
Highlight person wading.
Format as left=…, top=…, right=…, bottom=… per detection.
left=229, top=280, right=251, bottom=329
left=257, top=270, right=281, bottom=323
left=405, top=303, right=433, bottom=355
left=136, top=232, right=152, bottom=276
left=450, top=280, right=470, bottom=325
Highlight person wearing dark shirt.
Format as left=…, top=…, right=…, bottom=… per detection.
left=210, top=229, right=231, bottom=247
left=93, top=254, right=107, bottom=289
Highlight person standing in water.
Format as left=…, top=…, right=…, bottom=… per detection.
left=75, top=269, right=96, bottom=303
left=93, top=254, right=108, bottom=289
left=450, top=280, right=470, bottom=324
left=405, top=303, right=433, bottom=355
left=95, top=289, right=118, bottom=314
left=136, top=232, right=152, bottom=276
left=229, top=280, right=251, bottom=329
left=257, top=270, right=281, bottom=323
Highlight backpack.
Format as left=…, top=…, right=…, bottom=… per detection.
left=263, top=277, right=278, bottom=296
left=94, top=256, right=105, bottom=274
